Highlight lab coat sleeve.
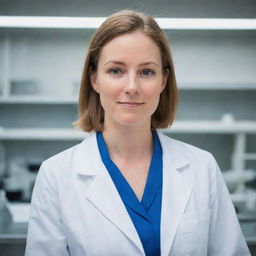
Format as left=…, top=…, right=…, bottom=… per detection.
left=207, top=155, right=251, bottom=256
left=25, top=162, right=70, bottom=256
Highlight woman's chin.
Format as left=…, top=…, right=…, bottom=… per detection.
left=114, top=118, right=150, bottom=129
left=104, top=113, right=151, bottom=129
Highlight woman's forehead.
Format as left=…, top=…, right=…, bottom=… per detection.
left=98, top=31, right=162, bottom=66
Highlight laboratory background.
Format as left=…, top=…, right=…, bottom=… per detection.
left=0, top=0, right=256, bottom=255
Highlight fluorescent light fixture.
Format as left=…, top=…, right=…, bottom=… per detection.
left=157, top=18, right=256, bottom=30
left=0, top=16, right=256, bottom=30
left=0, top=16, right=105, bottom=29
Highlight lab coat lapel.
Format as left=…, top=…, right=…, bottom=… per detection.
left=158, top=132, right=192, bottom=256
left=86, top=171, right=144, bottom=254
left=74, top=133, right=144, bottom=255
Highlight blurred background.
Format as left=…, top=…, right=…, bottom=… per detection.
left=0, top=0, right=256, bottom=255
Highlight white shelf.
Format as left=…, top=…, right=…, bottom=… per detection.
left=166, top=120, right=256, bottom=134
left=244, top=153, right=256, bottom=161
left=178, top=83, right=256, bottom=90
left=0, top=96, right=77, bottom=104
left=0, top=128, right=88, bottom=140
left=0, top=16, right=256, bottom=30
left=0, top=121, right=256, bottom=140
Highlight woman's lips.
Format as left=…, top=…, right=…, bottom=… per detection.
left=118, top=102, right=144, bottom=107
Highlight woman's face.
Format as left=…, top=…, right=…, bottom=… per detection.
left=91, top=31, right=167, bottom=130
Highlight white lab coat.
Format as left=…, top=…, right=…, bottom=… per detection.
left=25, top=131, right=250, bottom=256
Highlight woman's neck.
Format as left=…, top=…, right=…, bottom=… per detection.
left=102, top=124, right=153, bottom=161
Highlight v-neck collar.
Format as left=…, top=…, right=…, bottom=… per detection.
left=97, top=131, right=162, bottom=220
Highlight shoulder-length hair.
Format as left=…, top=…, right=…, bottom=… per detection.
left=75, top=10, right=178, bottom=132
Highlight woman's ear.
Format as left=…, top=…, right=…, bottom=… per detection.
left=90, top=70, right=100, bottom=93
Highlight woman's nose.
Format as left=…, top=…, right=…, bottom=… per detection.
left=124, top=75, right=139, bottom=95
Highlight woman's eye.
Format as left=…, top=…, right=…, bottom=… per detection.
left=108, top=68, right=122, bottom=75
left=140, top=69, right=155, bottom=76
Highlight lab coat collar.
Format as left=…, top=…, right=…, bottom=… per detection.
left=156, top=130, right=190, bottom=170
left=72, top=131, right=192, bottom=255
left=72, top=132, right=100, bottom=176
left=73, top=131, right=190, bottom=175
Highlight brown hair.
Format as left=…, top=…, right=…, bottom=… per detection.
left=75, top=10, right=178, bottom=132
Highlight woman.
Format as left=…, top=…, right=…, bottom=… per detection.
left=25, top=10, right=250, bottom=256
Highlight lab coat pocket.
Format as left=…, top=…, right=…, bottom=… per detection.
left=180, top=209, right=211, bottom=256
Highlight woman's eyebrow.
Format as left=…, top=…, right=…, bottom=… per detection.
left=103, top=60, right=126, bottom=66
left=103, top=60, right=160, bottom=68
left=138, top=62, right=160, bottom=68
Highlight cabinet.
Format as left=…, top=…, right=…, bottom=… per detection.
left=0, top=16, right=256, bottom=211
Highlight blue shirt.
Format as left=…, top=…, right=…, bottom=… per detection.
left=97, top=131, right=163, bottom=256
